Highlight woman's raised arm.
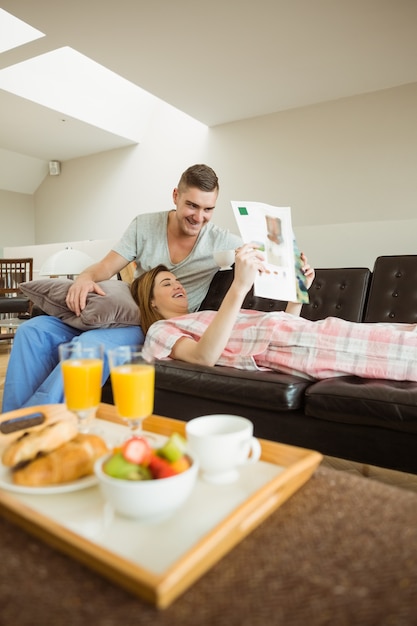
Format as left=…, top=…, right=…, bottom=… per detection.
left=170, top=245, right=265, bottom=366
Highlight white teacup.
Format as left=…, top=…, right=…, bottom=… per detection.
left=185, top=414, right=261, bottom=484
left=213, top=249, right=235, bottom=270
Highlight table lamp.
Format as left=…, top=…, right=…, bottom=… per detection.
left=39, top=247, right=94, bottom=279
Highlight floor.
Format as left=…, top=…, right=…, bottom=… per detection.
left=1, top=337, right=417, bottom=493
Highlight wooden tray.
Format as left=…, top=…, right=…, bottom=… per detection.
left=0, top=403, right=322, bottom=608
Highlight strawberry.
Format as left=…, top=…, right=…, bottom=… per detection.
left=148, top=454, right=177, bottom=479
left=121, top=436, right=152, bottom=466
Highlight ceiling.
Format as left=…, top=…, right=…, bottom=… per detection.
left=1, top=0, right=417, bottom=194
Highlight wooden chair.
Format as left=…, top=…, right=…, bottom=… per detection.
left=0, top=258, right=33, bottom=341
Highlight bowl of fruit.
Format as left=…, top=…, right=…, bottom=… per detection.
left=94, top=432, right=198, bottom=521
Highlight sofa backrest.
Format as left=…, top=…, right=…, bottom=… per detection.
left=364, top=255, right=417, bottom=323
left=199, top=268, right=288, bottom=313
left=200, top=266, right=372, bottom=322
left=302, top=267, right=371, bottom=322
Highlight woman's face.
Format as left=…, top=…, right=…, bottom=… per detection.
left=151, top=270, right=189, bottom=319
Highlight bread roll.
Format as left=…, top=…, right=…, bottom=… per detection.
left=2, top=417, right=78, bottom=467
left=12, top=433, right=108, bottom=487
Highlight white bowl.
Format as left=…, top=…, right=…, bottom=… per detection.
left=94, top=452, right=198, bottom=521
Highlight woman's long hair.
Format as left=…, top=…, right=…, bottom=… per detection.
left=130, top=264, right=168, bottom=335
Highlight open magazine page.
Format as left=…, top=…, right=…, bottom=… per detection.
left=231, top=201, right=309, bottom=303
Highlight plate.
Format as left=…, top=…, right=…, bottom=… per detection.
left=0, top=461, right=98, bottom=495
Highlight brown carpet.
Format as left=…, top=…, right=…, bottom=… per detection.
left=2, top=465, right=417, bottom=626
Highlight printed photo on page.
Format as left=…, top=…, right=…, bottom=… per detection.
left=231, top=201, right=309, bottom=303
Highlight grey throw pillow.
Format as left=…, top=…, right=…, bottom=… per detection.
left=20, top=279, right=140, bottom=330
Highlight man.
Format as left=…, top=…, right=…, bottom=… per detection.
left=3, top=164, right=242, bottom=411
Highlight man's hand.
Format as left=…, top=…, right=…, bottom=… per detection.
left=66, top=279, right=106, bottom=316
left=65, top=251, right=131, bottom=316
left=300, top=252, right=315, bottom=289
left=285, top=252, right=315, bottom=317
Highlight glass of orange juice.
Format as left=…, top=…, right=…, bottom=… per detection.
left=59, top=342, right=104, bottom=433
left=108, top=345, right=155, bottom=438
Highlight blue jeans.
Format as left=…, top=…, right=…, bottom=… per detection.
left=2, top=316, right=144, bottom=412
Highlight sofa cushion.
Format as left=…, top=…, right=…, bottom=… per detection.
left=20, top=279, right=140, bottom=330
left=305, top=376, right=417, bottom=434
left=301, top=267, right=371, bottom=322
left=155, top=359, right=311, bottom=412
left=199, top=268, right=288, bottom=313
left=364, top=255, right=417, bottom=323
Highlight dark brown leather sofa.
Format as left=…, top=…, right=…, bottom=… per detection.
left=138, top=255, right=417, bottom=475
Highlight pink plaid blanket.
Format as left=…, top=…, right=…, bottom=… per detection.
left=144, top=310, right=417, bottom=381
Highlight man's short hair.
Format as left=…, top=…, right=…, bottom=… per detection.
left=177, top=164, right=219, bottom=193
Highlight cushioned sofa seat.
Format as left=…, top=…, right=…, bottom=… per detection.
left=153, top=367, right=417, bottom=474
left=305, top=377, right=417, bottom=433
left=155, top=359, right=311, bottom=412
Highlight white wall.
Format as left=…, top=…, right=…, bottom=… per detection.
left=12, top=82, right=417, bottom=270
left=0, top=190, right=35, bottom=253
left=295, top=219, right=417, bottom=269
left=34, top=100, right=210, bottom=243
left=206, top=82, right=417, bottom=269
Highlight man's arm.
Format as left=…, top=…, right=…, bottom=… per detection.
left=65, top=250, right=131, bottom=316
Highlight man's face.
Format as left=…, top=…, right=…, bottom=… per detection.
left=172, top=186, right=218, bottom=237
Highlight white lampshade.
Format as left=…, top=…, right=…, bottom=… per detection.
left=39, top=247, right=94, bottom=278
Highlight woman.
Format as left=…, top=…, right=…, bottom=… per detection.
left=131, top=244, right=417, bottom=382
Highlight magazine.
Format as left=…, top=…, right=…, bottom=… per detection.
left=231, top=201, right=309, bottom=303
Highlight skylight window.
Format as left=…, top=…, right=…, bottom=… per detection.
left=0, top=8, right=206, bottom=193
left=0, top=8, right=44, bottom=53
left=0, top=46, right=155, bottom=142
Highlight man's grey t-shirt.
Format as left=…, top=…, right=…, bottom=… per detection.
left=113, top=211, right=242, bottom=312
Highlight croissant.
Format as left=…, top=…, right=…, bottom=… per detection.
left=2, top=417, right=78, bottom=468
left=12, top=433, right=108, bottom=486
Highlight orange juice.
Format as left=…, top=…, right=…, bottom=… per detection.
left=110, top=363, right=155, bottom=419
left=61, top=358, right=103, bottom=411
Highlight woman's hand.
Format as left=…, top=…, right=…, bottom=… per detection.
left=233, top=243, right=266, bottom=292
